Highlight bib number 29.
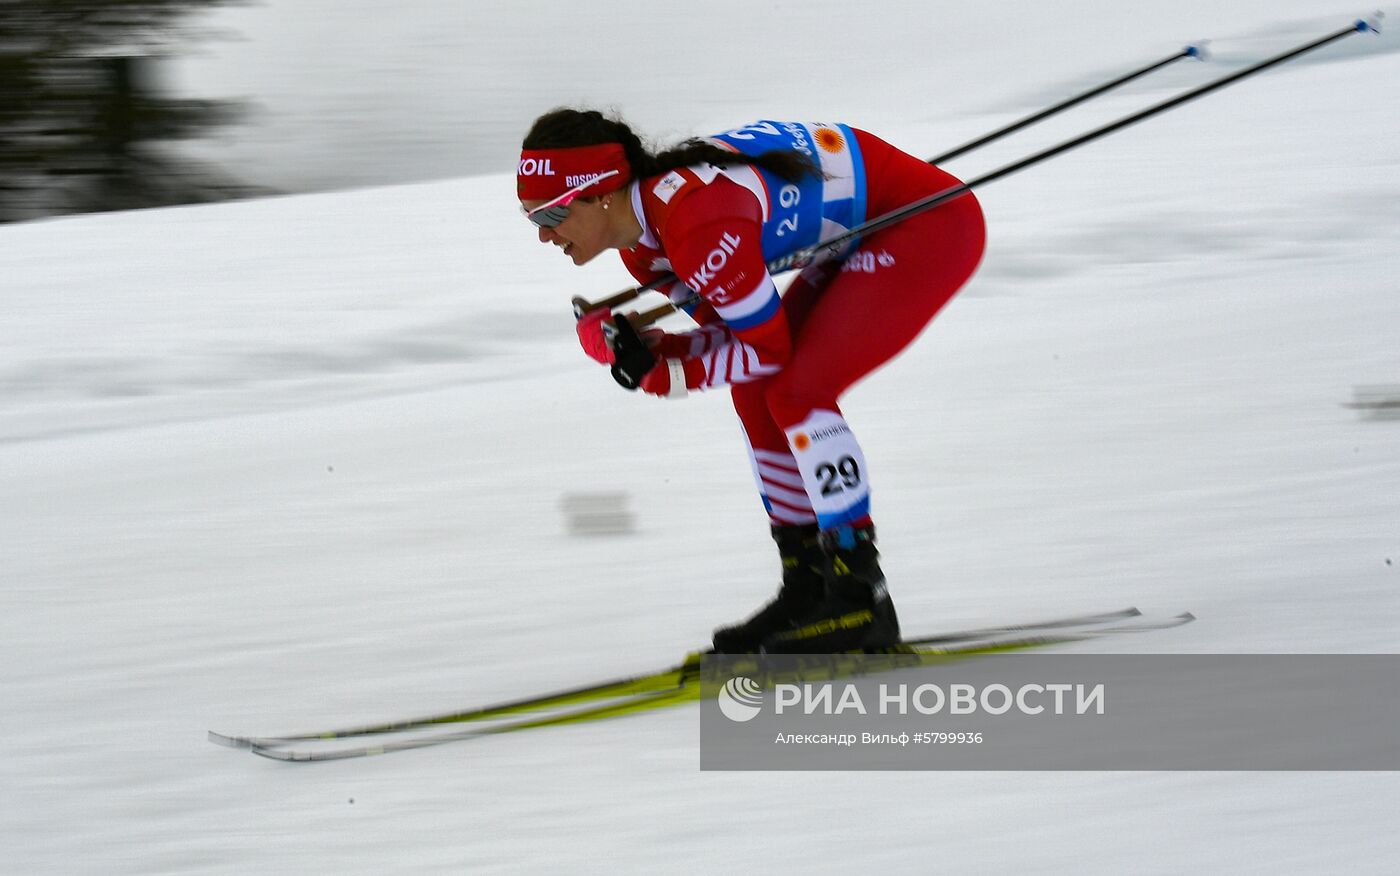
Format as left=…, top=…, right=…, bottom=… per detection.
left=816, top=456, right=861, bottom=497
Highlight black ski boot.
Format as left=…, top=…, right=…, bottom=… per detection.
left=712, top=524, right=827, bottom=653
left=761, top=524, right=900, bottom=653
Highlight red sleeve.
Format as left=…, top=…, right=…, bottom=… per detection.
left=654, top=178, right=792, bottom=384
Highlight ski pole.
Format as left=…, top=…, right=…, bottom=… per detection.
left=570, top=277, right=670, bottom=321
left=628, top=15, right=1380, bottom=329
left=930, top=44, right=1204, bottom=164
left=571, top=41, right=1206, bottom=320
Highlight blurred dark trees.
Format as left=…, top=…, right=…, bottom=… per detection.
left=1, top=1, right=258, bottom=222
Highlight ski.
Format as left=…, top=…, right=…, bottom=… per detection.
left=209, top=606, right=1141, bottom=752
left=209, top=654, right=704, bottom=751
left=895, top=605, right=1141, bottom=646
left=234, top=611, right=1194, bottom=762
left=251, top=687, right=699, bottom=762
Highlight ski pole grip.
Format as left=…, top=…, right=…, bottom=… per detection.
left=572, top=286, right=646, bottom=319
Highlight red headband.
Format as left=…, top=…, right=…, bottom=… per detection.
left=517, top=143, right=631, bottom=201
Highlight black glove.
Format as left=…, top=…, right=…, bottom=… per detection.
left=608, top=313, right=657, bottom=391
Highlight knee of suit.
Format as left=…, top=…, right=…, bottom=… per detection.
left=763, top=375, right=836, bottom=431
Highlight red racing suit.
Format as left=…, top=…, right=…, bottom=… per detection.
left=619, top=125, right=986, bottom=530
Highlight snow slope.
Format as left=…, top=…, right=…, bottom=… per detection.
left=4, top=3, right=1400, bottom=873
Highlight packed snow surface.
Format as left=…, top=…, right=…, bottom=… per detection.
left=4, top=1, right=1399, bottom=872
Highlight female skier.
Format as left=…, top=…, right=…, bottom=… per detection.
left=518, top=109, right=985, bottom=653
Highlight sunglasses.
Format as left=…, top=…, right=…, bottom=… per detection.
left=521, top=170, right=621, bottom=229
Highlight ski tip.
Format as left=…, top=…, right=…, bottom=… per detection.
left=208, top=731, right=253, bottom=749
left=251, top=743, right=382, bottom=762
left=1184, top=42, right=1211, bottom=61
left=1357, top=12, right=1383, bottom=34
left=1178, top=611, right=1197, bottom=622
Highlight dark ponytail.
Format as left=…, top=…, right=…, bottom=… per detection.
left=522, top=108, right=820, bottom=184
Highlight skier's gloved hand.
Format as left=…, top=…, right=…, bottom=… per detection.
left=639, top=357, right=703, bottom=399
left=575, top=308, right=615, bottom=365
left=609, top=313, right=657, bottom=391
